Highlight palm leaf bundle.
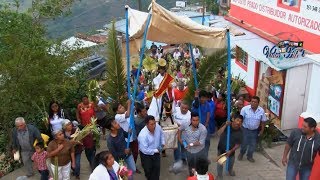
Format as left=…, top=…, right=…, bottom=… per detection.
left=104, top=21, right=127, bottom=106
left=184, top=48, right=228, bottom=105
left=71, top=117, right=99, bottom=142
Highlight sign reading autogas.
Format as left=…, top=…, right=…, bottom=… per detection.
left=263, top=40, right=305, bottom=59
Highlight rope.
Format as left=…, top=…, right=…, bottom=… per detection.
left=188, top=43, right=202, bottom=122
left=126, top=11, right=153, bottom=149
left=225, top=29, right=232, bottom=173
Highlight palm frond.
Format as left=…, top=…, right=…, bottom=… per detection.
left=104, top=21, right=127, bottom=105
left=184, top=48, right=228, bottom=105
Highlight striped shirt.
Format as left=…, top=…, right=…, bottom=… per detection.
left=240, top=105, right=267, bottom=130
left=180, top=123, right=207, bottom=153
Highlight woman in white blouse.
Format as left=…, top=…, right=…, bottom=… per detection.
left=89, top=151, right=120, bottom=180
left=48, top=101, right=64, bottom=133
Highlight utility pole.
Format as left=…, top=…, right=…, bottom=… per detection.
left=138, top=0, right=142, bottom=11
left=202, top=0, right=205, bottom=25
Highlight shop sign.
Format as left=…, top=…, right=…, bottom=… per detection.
left=262, top=40, right=306, bottom=70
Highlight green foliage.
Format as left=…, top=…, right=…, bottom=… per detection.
left=103, top=22, right=127, bottom=106
left=0, top=5, right=88, bottom=131
left=184, top=48, right=228, bottom=105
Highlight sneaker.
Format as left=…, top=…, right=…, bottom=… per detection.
left=247, top=157, right=255, bottom=163
left=228, top=170, right=236, bottom=176
left=237, top=153, right=243, bottom=161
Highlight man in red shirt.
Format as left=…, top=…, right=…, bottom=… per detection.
left=173, top=81, right=188, bottom=107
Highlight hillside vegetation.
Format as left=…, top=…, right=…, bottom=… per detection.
left=4, top=0, right=177, bottom=38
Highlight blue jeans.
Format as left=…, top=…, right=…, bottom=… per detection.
left=204, top=128, right=211, bottom=158
left=125, top=154, right=136, bottom=172
left=73, top=152, right=81, bottom=176
left=174, top=141, right=186, bottom=162
left=286, top=163, right=311, bottom=180
left=240, top=128, right=258, bottom=158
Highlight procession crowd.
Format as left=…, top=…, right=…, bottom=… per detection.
left=10, top=44, right=320, bottom=180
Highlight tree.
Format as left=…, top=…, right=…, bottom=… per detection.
left=0, top=1, right=87, bottom=133
left=103, top=22, right=127, bottom=107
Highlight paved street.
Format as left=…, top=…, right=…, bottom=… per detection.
left=3, top=135, right=286, bottom=180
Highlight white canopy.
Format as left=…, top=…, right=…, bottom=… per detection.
left=126, top=1, right=227, bottom=54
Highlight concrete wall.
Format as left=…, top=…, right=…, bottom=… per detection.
left=231, top=56, right=256, bottom=90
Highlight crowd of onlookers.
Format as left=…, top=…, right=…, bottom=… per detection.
left=9, top=43, right=320, bottom=180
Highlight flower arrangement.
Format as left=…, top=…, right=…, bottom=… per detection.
left=118, top=159, right=133, bottom=180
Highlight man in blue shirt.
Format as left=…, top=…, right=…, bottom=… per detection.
left=138, top=115, right=165, bottom=180
left=192, top=90, right=211, bottom=159
left=238, top=96, right=267, bottom=163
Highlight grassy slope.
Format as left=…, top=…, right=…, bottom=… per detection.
left=6, top=0, right=177, bottom=38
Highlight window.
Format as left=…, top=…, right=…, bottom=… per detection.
left=89, top=60, right=101, bottom=69
left=236, top=46, right=248, bottom=66
left=277, top=0, right=301, bottom=12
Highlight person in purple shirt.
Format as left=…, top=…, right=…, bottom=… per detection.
left=192, top=90, right=211, bottom=159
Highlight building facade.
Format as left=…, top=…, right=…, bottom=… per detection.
left=226, top=0, right=320, bottom=129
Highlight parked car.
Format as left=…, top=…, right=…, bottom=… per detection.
left=67, top=55, right=107, bottom=80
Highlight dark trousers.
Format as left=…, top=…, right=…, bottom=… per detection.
left=186, top=148, right=206, bottom=176
left=38, top=170, right=49, bottom=180
left=85, top=147, right=96, bottom=171
left=130, top=140, right=139, bottom=163
left=240, top=128, right=258, bottom=158
left=140, top=152, right=160, bottom=180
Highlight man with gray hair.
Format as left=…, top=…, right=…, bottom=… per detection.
left=11, top=117, right=43, bottom=177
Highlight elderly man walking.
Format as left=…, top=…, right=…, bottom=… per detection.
left=11, top=117, right=43, bottom=177
left=238, top=96, right=267, bottom=162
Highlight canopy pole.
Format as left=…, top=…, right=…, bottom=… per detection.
left=225, top=29, right=232, bottom=173
left=125, top=5, right=131, bottom=99
left=188, top=44, right=202, bottom=121
left=126, top=12, right=152, bottom=149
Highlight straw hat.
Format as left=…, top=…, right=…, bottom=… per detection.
left=158, top=58, right=167, bottom=67
left=216, top=153, right=228, bottom=165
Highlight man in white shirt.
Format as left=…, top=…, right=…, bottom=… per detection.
left=193, top=47, right=201, bottom=59
left=148, top=66, right=165, bottom=121
left=138, top=115, right=165, bottom=180
left=173, top=48, right=181, bottom=60
left=173, top=101, right=191, bottom=163
left=112, top=100, right=139, bottom=166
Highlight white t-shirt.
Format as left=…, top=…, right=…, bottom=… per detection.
left=193, top=48, right=201, bottom=59
left=115, top=113, right=133, bottom=142
left=156, top=52, right=163, bottom=59
left=173, top=107, right=191, bottom=126
left=50, top=114, right=64, bottom=132
left=89, top=162, right=119, bottom=180
left=173, top=51, right=181, bottom=60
